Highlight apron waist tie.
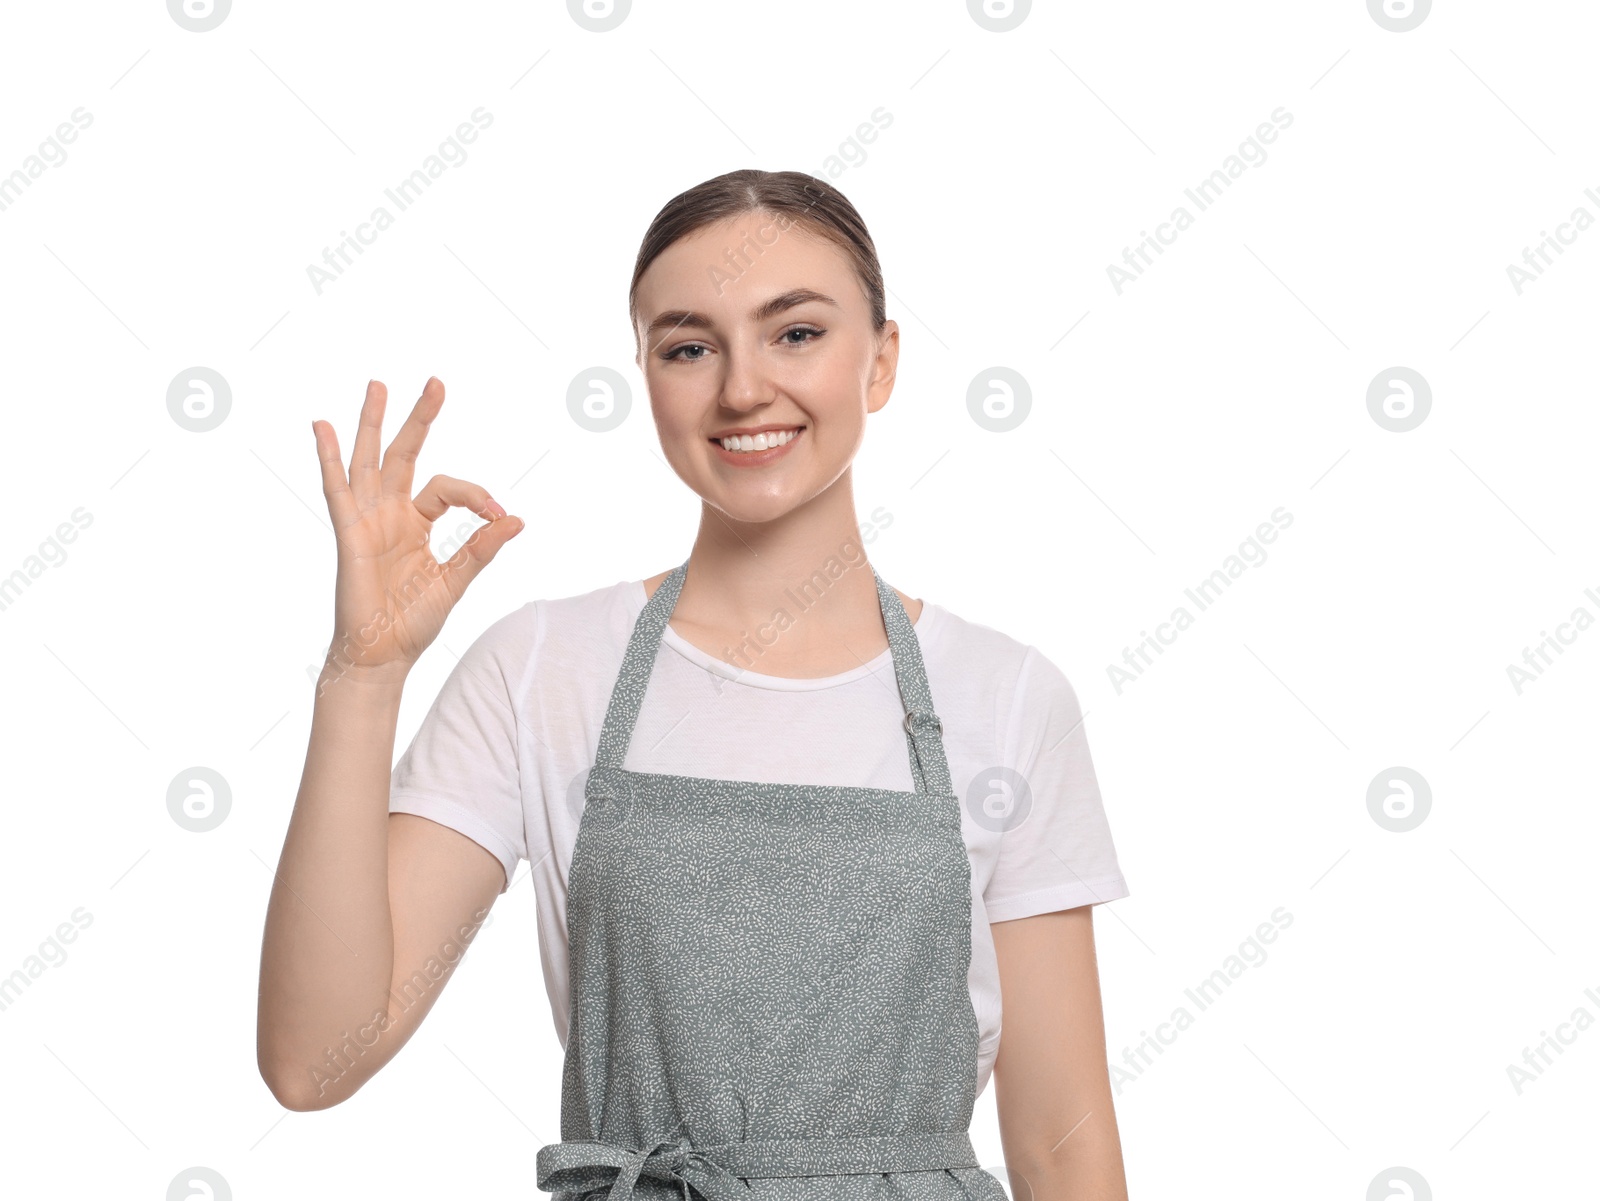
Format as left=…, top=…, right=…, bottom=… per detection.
left=536, top=1130, right=980, bottom=1199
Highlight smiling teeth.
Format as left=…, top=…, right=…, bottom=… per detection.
left=720, top=428, right=799, bottom=452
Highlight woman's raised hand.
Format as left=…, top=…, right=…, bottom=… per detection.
left=311, top=377, right=524, bottom=687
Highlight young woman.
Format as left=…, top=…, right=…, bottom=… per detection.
left=258, top=170, right=1131, bottom=1200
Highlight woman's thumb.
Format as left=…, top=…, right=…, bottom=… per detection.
left=479, top=513, right=524, bottom=555
left=444, top=514, right=524, bottom=589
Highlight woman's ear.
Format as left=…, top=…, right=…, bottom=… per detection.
left=867, top=319, right=900, bottom=415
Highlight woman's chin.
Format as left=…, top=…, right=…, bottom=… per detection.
left=693, top=479, right=818, bottom=525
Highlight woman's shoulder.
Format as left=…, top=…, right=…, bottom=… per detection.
left=536, top=574, right=643, bottom=618
left=919, top=601, right=1084, bottom=709
left=453, top=577, right=639, bottom=666
left=919, top=600, right=1042, bottom=670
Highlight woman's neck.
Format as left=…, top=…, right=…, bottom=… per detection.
left=641, top=491, right=919, bottom=679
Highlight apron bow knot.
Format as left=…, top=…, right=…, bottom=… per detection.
left=641, top=1133, right=692, bottom=1175
left=536, top=1132, right=747, bottom=1201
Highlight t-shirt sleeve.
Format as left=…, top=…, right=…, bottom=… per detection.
left=388, top=605, right=535, bottom=895
left=983, top=645, right=1130, bottom=922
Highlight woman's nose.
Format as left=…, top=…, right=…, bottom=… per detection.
left=719, top=350, right=776, bottom=410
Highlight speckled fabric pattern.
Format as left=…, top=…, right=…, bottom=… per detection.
left=535, top=559, right=1009, bottom=1201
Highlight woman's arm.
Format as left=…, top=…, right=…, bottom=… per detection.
left=257, top=667, right=508, bottom=1111
left=991, top=905, right=1129, bottom=1201
left=256, top=378, right=524, bottom=1110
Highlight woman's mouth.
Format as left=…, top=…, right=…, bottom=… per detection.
left=708, top=426, right=804, bottom=466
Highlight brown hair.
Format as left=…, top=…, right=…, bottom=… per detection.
left=628, top=169, right=886, bottom=356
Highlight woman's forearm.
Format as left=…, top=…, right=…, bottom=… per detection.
left=256, top=663, right=407, bottom=1109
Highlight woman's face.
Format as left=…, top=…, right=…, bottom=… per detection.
left=633, top=213, right=899, bottom=524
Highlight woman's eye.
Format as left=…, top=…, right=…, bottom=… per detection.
left=662, top=327, right=824, bottom=362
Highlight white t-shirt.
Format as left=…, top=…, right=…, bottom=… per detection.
left=389, top=576, right=1130, bottom=1099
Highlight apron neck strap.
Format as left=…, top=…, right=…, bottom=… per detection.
left=593, top=557, right=954, bottom=798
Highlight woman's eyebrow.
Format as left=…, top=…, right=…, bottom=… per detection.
left=645, top=289, right=840, bottom=344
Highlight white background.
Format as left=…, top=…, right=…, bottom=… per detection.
left=1, top=0, right=1593, bottom=1197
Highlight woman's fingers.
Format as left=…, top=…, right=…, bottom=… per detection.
left=380, top=377, right=445, bottom=501
left=411, top=473, right=503, bottom=525
left=312, top=419, right=360, bottom=530
left=440, top=509, right=525, bottom=595
left=413, top=471, right=522, bottom=596
left=347, top=380, right=388, bottom=505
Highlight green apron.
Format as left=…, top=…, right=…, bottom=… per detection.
left=537, top=558, right=1007, bottom=1200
